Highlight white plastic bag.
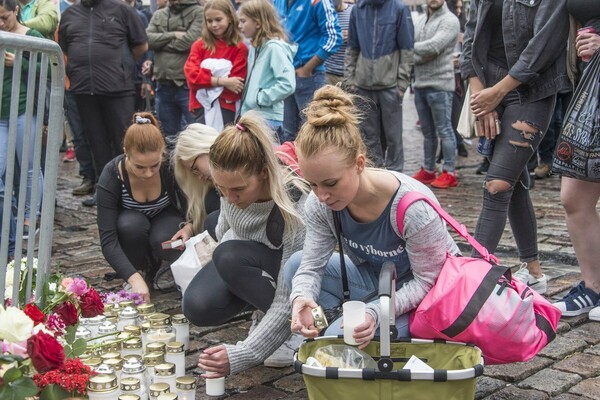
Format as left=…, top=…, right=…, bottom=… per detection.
left=457, top=84, right=475, bottom=139
left=170, top=231, right=218, bottom=295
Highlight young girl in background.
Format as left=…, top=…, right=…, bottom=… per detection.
left=184, top=0, right=248, bottom=131
left=238, top=0, right=296, bottom=143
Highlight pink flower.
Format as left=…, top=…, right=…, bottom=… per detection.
left=2, top=340, right=28, bottom=358
left=45, top=314, right=66, bottom=336
left=60, top=278, right=74, bottom=291
left=66, top=278, right=88, bottom=297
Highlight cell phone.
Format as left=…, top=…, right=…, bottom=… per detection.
left=161, top=239, right=183, bottom=250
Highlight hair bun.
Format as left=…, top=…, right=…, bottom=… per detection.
left=303, top=85, right=357, bottom=128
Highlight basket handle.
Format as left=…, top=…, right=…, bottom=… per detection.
left=378, top=261, right=396, bottom=372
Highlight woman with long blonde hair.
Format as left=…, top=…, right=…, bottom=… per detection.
left=171, top=124, right=221, bottom=241
left=185, top=112, right=308, bottom=377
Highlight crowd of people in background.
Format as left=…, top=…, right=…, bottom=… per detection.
left=2, top=0, right=600, bottom=382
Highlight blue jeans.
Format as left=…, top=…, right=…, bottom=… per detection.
left=155, top=83, right=195, bottom=138
left=282, top=71, right=326, bottom=143
left=414, top=88, right=456, bottom=173
left=0, top=115, right=43, bottom=255
left=284, top=251, right=410, bottom=338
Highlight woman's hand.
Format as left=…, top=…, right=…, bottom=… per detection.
left=171, top=223, right=193, bottom=250
left=477, top=110, right=500, bottom=140
left=222, top=77, right=244, bottom=94
left=198, top=345, right=230, bottom=378
left=471, top=87, right=504, bottom=117
left=576, top=32, right=600, bottom=60
left=4, top=52, right=14, bottom=67
left=127, top=272, right=151, bottom=303
left=291, top=296, right=320, bottom=338
left=352, top=313, right=376, bottom=350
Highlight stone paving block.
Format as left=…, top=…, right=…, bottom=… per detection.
left=552, top=394, right=590, bottom=400
left=518, top=369, right=582, bottom=396
left=557, top=321, right=573, bottom=335
left=475, top=376, right=508, bottom=399
left=202, top=325, right=249, bottom=345
left=228, top=385, right=288, bottom=399
left=553, top=353, right=600, bottom=378
left=272, top=373, right=307, bottom=393
left=562, top=322, right=600, bottom=345
left=484, top=356, right=554, bottom=382
left=565, top=314, right=594, bottom=329
left=584, top=342, right=600, bottom=356
left=233, top=366, right=295, bottom=391
left=282, top=390, right=309, bottom=399
left=568, top=377, right=600, bottom=400
left=484, top=385, right=549, bottom=399
left=538, top=337, right=589, bottom=360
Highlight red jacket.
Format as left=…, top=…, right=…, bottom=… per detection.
left=184, top=39, right=248, bottom=113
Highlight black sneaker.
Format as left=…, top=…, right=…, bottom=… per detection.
left=82, top=193, right=97, bottom=207
left=457, top=142, right=469, bottom=158
left=476, top=158, right=490, bottom=175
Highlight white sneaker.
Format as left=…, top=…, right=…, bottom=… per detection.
left=263, top=333, right=304, bottom=368
left=513, top=263, right=548, bottom=295
left=589, top=305, right=600, bottom=321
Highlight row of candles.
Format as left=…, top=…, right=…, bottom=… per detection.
left=80, top=301, right=198, bottom=400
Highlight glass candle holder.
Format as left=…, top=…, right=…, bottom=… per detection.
left=153, top=363, right=176, bottom=392
left=176, top=376, right=196, bottom=400
left=172, top=314, right=189, bottom=351
left=87, top=374, right=119, bottom=400
left=165, top=342, right=185, bottom=378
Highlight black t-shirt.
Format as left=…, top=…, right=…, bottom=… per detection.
left=486, top=0, right=508, bottom=69
left=567, top=0, right=600, bottom=32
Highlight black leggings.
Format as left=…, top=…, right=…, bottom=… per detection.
left=117, top=206, right=184, bottom=278
left=182, top=240, right=282, bottom=326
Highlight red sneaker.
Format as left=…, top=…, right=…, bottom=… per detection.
left=63, top=148, right=76, bottom=162
left=431, top=171, right=458, bottom=189
left=412, top=167, right=437, bottom=184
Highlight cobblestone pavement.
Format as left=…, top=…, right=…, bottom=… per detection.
left=49, top=91, right=599, bottom=399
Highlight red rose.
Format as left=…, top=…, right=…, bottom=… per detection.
left=23, top=303, right=45, bottom=325
left=27, top=331, right=65, bottom=373
left=79, top=287, right=104, bottom=318
left=53, top=302, right=78, bottom=326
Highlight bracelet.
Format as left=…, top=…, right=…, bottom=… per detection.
left=216, top=77, right=220, bottom=86
left=178, top=221, right=192, bottom=230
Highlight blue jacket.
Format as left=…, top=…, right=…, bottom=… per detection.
left=241, top=39, right=297, bottom=121
left=274, top=0, right=342, bottom=71
left=345, top=0, right=414, bottom=91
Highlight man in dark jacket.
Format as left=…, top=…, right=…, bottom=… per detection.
left=58, top=0, right=148, bottom=206
left=345, top=0, right=413, bottom=172
left=146, top=0, right=203, bottom=138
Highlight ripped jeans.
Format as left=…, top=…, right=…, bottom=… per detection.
left=472, top=63, right=556, bottom=263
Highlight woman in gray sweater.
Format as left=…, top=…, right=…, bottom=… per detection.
left=188, top=112, right=308, bottom=376
left=287, top=85, right=459, bottom=348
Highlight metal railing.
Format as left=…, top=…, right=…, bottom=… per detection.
left=0, top=32, right=65, bottom=306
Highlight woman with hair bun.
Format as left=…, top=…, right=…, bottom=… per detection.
left=286, top=85, right=460, bottom=348
left=96, top=112, right=187, bottom=303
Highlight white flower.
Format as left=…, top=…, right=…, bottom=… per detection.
left=0, top=306, right=34, bottom=343
left=48, top=282, right=57, bottom=292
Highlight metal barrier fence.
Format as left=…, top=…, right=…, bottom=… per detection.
left=0, top=32, right=65, bottom=306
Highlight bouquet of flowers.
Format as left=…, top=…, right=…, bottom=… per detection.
left=0, top=276, right=104, bottom=398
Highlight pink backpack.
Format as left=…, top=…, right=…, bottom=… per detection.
left=397, top=192, right=561, bottom=365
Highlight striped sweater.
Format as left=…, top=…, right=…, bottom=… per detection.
left=218, top=195, right=307, bottom=374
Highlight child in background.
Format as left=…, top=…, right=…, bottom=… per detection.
left=238, top=0, right=296, bottom=143
left=324, top=0, right=353, bottom=86
left=184, top=0, right=248, bottom=131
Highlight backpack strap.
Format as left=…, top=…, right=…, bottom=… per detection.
left=396, top=192, right=499, bottom=264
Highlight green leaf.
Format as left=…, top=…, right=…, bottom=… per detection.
left=0, top=376, right=39, bottom=399
left=64, top=324, right=77, bottom=344
left=11, top=377, right=38, bottom=397
left=63, top=344, right=73, bottom=359
left=2, top=368, right=22, bottom=384
left=0, top=355, right=24, bottom=364
left=70, top=338, right=88, bottom=358
left=39, top=384, right=70, bottom=400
